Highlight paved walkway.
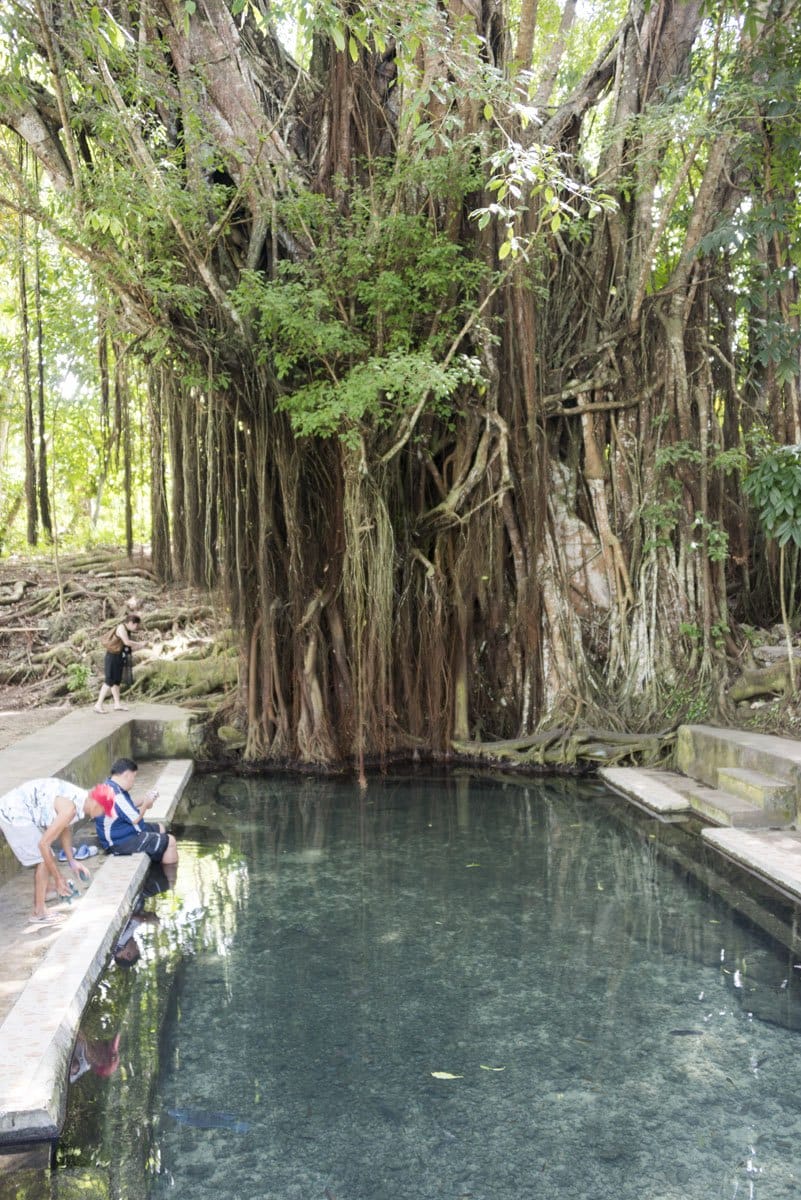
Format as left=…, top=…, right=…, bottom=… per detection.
left=0, top=704, right=194, bottom=1145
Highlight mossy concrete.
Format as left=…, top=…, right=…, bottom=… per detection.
left=676, top=724, right=801, bottom=822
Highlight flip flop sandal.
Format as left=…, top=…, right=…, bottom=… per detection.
left=28, top=912, right=68, bottom=927
left=58, top=845, right=98, bottom=862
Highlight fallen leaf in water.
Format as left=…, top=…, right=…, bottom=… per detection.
left=431, top=1071, right=464, bottom=1079
left=465, top=863, right=481, bottom=868
left=479, top=1065, right=505, bottom=1072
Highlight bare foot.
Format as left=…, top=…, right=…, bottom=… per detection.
left=94, top=705, right=106, bottom=714
left=113, top=705, right=129, bottom=711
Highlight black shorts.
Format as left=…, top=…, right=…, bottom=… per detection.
left=108, top=826, right=169, bottom=862
left=104, top=651, right=124, bottom=686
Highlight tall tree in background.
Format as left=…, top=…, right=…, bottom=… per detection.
left=16, top=163, right=37, bottom=547
left=32, top=230, right=52, bottom=541
left=15, top=150, right=53, bottom=544
left=0, top=0, right=799, bottom=765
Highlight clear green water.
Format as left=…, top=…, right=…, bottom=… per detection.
left=16, top=773, right=801, bottom=1198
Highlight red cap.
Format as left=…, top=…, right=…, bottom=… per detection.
left=89, top=784, right=116, bottom=817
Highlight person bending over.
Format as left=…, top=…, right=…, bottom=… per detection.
left=95, top=757, right=178, bottom=865
left=0, top=779, right=116, bottom=922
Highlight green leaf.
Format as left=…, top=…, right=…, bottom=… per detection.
left=331, top=25, right=346, bottom=52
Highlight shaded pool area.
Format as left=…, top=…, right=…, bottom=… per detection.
left=5, top=772, right=801, bottom=1199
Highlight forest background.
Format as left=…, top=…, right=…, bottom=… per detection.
left=0, top=0, right=800, bottom=774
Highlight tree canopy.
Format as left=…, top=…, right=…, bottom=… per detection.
left=0, top=0, right=800, bottom=769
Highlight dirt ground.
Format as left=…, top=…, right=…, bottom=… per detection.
left=0, top=550, right=222, bottom=752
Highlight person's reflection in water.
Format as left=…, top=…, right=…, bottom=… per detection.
left=112, top=862, right=173, bottom=969
left=69, top=1030, right=121, bottom=1083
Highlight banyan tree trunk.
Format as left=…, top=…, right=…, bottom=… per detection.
left=4, top=0, right=800, bottom=764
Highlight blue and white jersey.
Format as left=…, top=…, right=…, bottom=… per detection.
left=95, top=778, right=142, bottom=849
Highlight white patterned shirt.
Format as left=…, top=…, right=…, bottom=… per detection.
left=0, top=778, right=87, bottom=828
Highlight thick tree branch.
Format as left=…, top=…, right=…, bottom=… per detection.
left=0, top=83, right=71, bottom=190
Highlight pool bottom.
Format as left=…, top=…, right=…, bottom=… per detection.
left=15, top=773, right=801, bottom=1198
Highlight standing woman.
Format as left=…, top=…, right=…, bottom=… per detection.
left=94, top=614, right=144, bottom=713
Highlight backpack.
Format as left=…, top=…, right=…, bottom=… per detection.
left=102, top=626, right=124, bottom=653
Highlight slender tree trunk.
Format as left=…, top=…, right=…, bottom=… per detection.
left=33, top=235, right=51, bottom=539
left=149, top=367, right=172, bottom=581
left=168, top=384, right=186, bottom=578
left=115, top=355, right=134, bottom=556
left=17, top=200, right=37, bottom=547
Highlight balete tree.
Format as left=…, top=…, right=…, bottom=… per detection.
left=0, top=0, right=799, bottom=770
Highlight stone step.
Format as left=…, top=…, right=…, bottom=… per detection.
left=703, top=827, right=801, bottom=905
left=598, top=767, right=692, bottom=816
left=716, top=765, right=795, bottom=816
left=677, top=724, right=801, bottom=789
left=686, top=783, right=784, bottom=829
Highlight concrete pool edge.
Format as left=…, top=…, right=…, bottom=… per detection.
left=600, top=760, right=801, bottom=906
left=0, top=708, right=195, bottom=1145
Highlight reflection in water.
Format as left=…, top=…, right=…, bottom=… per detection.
left=69, top=1030, right=121, bottom=1084
left=4, top=772, right=801, bottom=1200
left=113, top=861, right=174, bottom=968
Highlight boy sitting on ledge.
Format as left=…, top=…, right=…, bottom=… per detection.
left=95, top=757, right=179, bottom=866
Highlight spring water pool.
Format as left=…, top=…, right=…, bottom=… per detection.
left=12, top=772, right=801, bottom=1198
